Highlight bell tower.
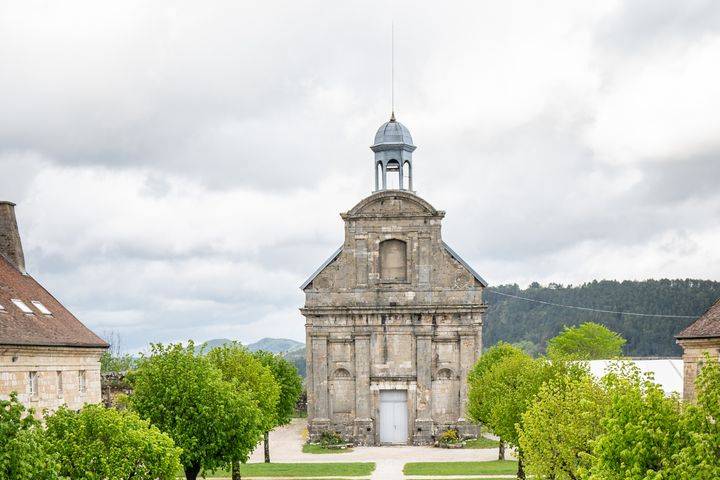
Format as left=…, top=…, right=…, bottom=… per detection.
left=371, top=113, right=416, bottom=192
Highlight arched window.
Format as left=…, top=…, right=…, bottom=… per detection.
left=376, top=162, right=383, bottom=191
left=436, top=368, right=454, bottom=380
left=386, top=159, right=400, bottom=189
left=380, top=239, right=407, bottom=281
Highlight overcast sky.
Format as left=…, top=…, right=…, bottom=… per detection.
left=2, top=1, right=720, bottom=351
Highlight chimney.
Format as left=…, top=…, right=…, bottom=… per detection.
left=0, top=201, right=26, bottom=273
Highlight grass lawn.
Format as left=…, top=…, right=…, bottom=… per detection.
left=463, top=436, right=499, bottom=449
left=302, top=443, right=354, bottom=454
left=202, top=462, right=375, bottom=477
left=403, top=460, right=518, bottom=476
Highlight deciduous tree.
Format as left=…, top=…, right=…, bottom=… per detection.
left=0, top=393, right=60, bottom=480
left=45, top=404, right=181, bottom=480
left=519, top=371, right=607, bottom=480
left=129, top=342, right=261, bottom=480
left=585, top=364, right=688, bottom=480
left=668, top=355, right=720, bottom=478
left=253, top=350, right=303, bottom=463
left=467, top=342, right=524, bottom=459
left=207, top=343, right=279, bottom=479
left=547, top=322, right=626, bottom=360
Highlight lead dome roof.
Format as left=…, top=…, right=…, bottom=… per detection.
left=373, top=117, right=414, bottom=146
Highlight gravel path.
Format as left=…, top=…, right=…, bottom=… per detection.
left=248, top=419, right=511, bottom=480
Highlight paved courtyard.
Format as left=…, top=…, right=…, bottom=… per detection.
left=249, top=419, right=512, bottom=480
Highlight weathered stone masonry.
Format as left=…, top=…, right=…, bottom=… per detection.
left=301, top=117, right=487, bottom=445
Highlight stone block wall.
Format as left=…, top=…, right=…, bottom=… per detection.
left=0, top=346, right=103, bottom=414
left=677, top=338, right=720, bottom=402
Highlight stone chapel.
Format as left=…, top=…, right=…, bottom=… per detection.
left=301, top=115, right=487, bottom=445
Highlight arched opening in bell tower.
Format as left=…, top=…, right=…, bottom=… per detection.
left=386, top=159, right=401, bottom=190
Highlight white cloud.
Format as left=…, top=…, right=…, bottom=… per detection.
left=1, top=0, right=719, bottom=350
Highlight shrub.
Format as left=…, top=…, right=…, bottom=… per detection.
left=437, top=429, right=461, bottom=446
left=319, top=431, right=345, bottom=447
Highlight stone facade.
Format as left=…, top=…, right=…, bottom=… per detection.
left=301, top=190, right=486, bottom=445
left=676, top=297, right=720, bottom=402
left=677, top=337, right=720, bottom=402
left=0, top=346, right=103, bottom=413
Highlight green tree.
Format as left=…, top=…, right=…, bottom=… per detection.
left=669, top=355, right=720, bottom=478
left=467, top=342, right=524, bottom=459
left=0, top=393, right=60, bottom=480
left=519, top=371, right=607, bottom=480
left=129, top=342, right=262, bottom=480
left=469, top=349, right=561, bottom=479
left=207, top=343, right=280, bottom=479
left=547, top=322, right=626, bottom=360
left=253, top=350, right=303, bottom=463
left=585, top=364, right=688, bottom=480
left=45, top=404, right=181, bottom=480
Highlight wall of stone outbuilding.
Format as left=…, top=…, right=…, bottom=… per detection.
left=0, top=346, right=103, bottom=414
left=678, top=338, right=720, bottom=402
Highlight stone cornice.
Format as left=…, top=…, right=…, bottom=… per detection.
left=301, top=304, right=487, bottom=316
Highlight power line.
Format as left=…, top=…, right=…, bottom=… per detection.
left=486, top=289, right=700, bottom=319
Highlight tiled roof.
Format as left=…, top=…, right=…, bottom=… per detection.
left=0, top=256, right=108, bottom=348
left=676, top=297, right=720, bottom=340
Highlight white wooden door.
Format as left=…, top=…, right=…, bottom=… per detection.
left=379, top=390, right=408, bottom=444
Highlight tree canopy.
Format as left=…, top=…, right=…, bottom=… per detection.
left=467, top=342, right=525, bottom=426
left=585, top=365, right=688, bottom=480
left=546, top=322, right=626, bottom=360
left=45, top=404, right=181, bottom=480
left=467, top=348, right=566, bottom=478
left=253, top=350, right=303, bottom=428
left=0, top=393, right=60, bottom=480
left=207, top=343, right=279, bottom=477
left=129, top=342, right=262, bottom=480
left=519, top=370, right=608, bottom=480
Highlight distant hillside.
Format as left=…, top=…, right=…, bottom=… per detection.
left=485, top=279, right=720, bottom=357
left=195, top=337, right=306, bottom=376
left=246, top=337, right=304, bottom=354
left=195, top=338, right=233, bottom=354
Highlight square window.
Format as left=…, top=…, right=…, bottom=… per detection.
left=31, top=301, right=52, bottom=315
left=11, top=299, right=33, bottom=314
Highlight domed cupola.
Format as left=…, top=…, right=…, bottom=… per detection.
left=371, top=113, right=417, bottom=192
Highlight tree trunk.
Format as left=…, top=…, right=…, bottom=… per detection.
left=184, top=463, right=201, bottom=480
left=231, top=460, right=241, bottom=480
left=498, top=439, right=505, bottom=460
left=264, top=431, right=271, bottom=463
left=517, top=451, right=526, bottom=480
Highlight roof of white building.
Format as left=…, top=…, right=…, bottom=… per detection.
left=586, top=358, right=684, bottom=397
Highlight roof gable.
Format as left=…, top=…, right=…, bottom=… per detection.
left=442, top=241, right=488, bottom=287
left=300, top=246, right=342, bottom=290
left=676, top=297, right=720, bottom=340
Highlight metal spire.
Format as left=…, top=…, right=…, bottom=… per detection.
left=391, top=21, right=395, bottom=121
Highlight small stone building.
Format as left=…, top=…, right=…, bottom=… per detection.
left=676, top=298, right=720, bottom=402
left=301, top=116, right=487, bottom=445
left=0, top=201, right=107, bottom=412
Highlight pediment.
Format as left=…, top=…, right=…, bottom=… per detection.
left=345, top=191, right=439, bottom=218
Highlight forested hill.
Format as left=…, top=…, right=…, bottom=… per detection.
left=484, top=279, right=720, bottom=357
